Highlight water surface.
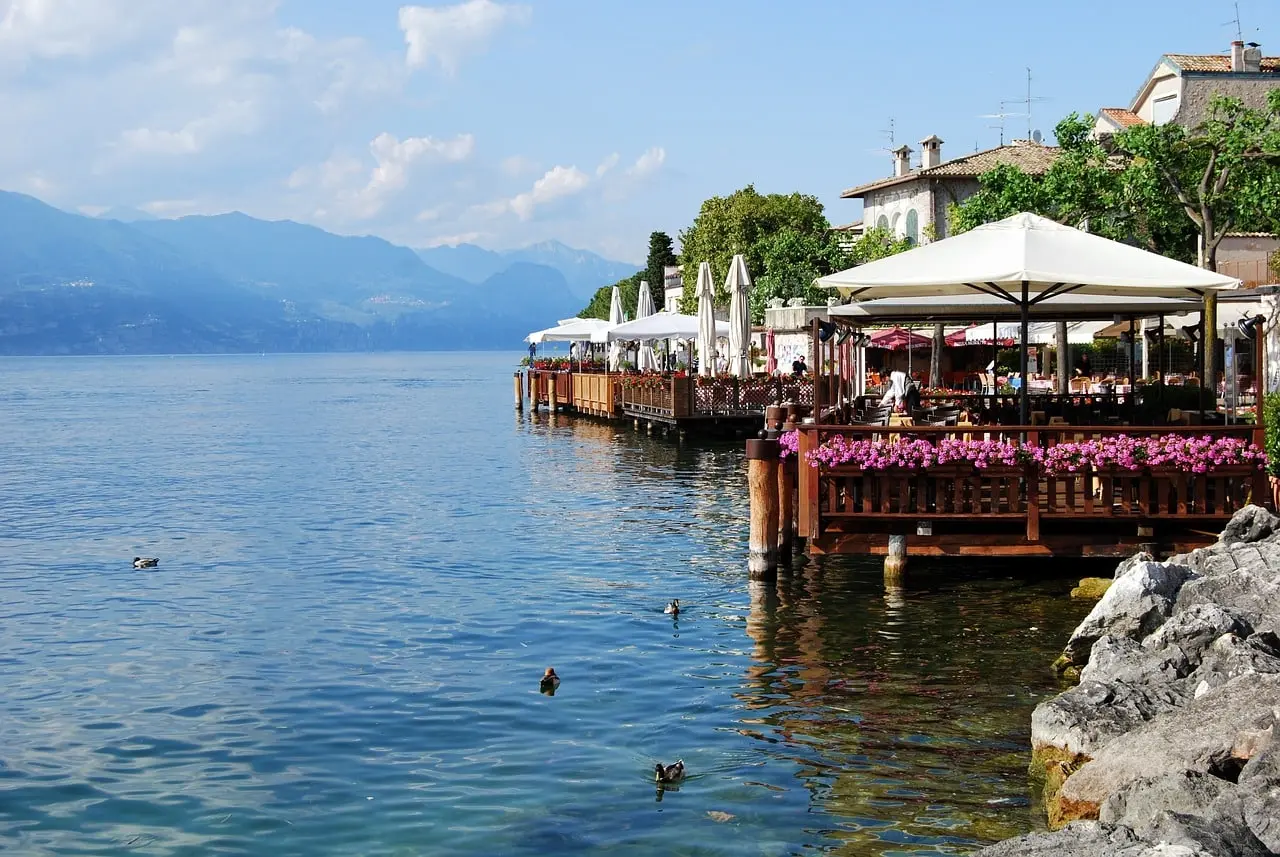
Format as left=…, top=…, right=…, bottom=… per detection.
left=0, top=353, right=1094, bottom=856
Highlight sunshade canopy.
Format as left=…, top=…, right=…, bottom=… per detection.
left=867, top=327, right=932, bottom=351
left=526, top=317, right=613, bottom=343
left=828, top=293, right=1202, bottom=323
left=600, top=312, right=729, bottom=343
left=816, top=212, right=1239, bottom=301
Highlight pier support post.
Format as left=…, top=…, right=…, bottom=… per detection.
left=548, top=377, right=558, bottom=414
left=884, top=534, right=907, bottom=586
left=778, top=455, right=795, bottom=560
left=514, top=372, right=524, bottom=411
left=746, top=438, right=780, bottom=580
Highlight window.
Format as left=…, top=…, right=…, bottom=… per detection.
left=876, top=214, right=889, bottom=232
left=1152, top=94, right=1179, bottom=126
left=891, top=212, right=901, bottom=236
left=905, top=209, right=919, bottom=245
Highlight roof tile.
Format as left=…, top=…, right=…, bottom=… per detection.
left=1165, top=53, right=1280, bottom=73
left=1099, top=107, right=1146, bottom=128
left=841, top=143, right=1060, bottom=199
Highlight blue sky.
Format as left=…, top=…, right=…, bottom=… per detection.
left=1, top=0, right=1277, bottom=263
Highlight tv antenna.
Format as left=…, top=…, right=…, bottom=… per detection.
left=1223, top=1, right=1259, bottom=42
left=979, top=101, right=1026, bottom=146
left=1005, top=68, right=1051, bottom=140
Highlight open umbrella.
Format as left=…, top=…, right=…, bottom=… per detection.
left=635, top=280, right=658, bottom=371
left=607, top=285, right=624, bottom=371
left=725, top=254, right=753, bottom=378
left=696, top=262, right=717, bottom=377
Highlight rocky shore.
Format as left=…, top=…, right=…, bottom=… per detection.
left=977, top=506, right=1280, bottom=857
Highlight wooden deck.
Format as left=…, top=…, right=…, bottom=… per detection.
left=794, top=424, right=1266, bottom=559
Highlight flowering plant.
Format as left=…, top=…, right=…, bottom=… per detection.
left=804, top=433, right=1265, bottom=475
left=779, top=430, right=799, bottom=459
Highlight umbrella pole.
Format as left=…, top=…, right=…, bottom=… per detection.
left=1019, top=282, right=1030, bottom=427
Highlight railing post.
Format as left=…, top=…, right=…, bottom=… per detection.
left=548, top=373, right=558, bottom=414
left=746, top=438, right=780, bottom=580
left=1026, top=429, right=1040, bottom=541
left=514, top=371, right=524, bottom=411
left=797, top=428, right=820, bottom=542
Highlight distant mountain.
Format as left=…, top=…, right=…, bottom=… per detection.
left=416, top=239, right=638, bottom=299
left=95, top=206, right=158, bottom=222
left=0, top=190, right=574, bottom=355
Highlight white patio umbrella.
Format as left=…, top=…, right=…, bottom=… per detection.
left=602, top=311, right=730, bottom=341
left=635, top=280, right=658, bottom=371
left=607, top=284, right=625, bottom=371
left=817, top=212, right=1239, bottom=422
left=696, top=262, right=717, bottom=377
left=526, top=317, right=614, bottom=343
left=725, top=254, right=753, bottom=378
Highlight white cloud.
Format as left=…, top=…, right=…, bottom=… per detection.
left=416, top=206, right=442, bottom=222
left=595, top=152, right=619, bottom=178
left=626, top=146, right=666, bottom=179
left=118, top=100, right=258, bottom=156
left=423, top=231, right=486, bottom=247
left=502, top=165, right=590, bottom=220
left=398, top=0, right=530, bottom=74
left=139, top=198, right=201, bottom=216
left=500, top=154, right=537, bottom=177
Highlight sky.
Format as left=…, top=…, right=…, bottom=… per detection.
left=2, top=0, right=1278, bottom=264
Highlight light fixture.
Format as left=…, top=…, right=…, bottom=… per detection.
left=1238, top=315, right=1264, bottom=340
left=1178, top=325, right=1200, bottom=342
left=818, top=321, right=837, bottom=343
left=1143, top=327, right=1161, bottom=343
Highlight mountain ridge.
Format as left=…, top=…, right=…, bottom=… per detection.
left=415, top=240, right=638, bottom=299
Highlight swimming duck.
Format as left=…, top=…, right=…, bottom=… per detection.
left=133, top=557, right=159, bottom=569
left=539, top=667, right=560, bottom=694
left=664, top=599, right=680, bottom=616
left=654, top=760, right=685, bottom=784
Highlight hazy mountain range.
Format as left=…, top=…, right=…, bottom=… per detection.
left=0, top=190, right=637, bottom=355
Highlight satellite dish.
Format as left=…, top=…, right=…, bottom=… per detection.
left=1031, top=129, right=1043, bottom=144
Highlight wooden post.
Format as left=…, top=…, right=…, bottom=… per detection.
left=885, top=534, right=907, bottom=585
left=548, top=374, right=558, bottom=414
left=1203, top=292, right=1218, bottom=406
left=746, top=438, right=780, bottom=579
left=778, top=455, right=796, bottom=558
left=514, top=372, right=524, bottom=411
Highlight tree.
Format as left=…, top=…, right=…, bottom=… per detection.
left=677, top=185, right=829, bottom=312
left=1112, top=91, right=1280, bottom=269
left=643, top=231, right=677, bottom=301
left=578, top=272, right=642, bottom=320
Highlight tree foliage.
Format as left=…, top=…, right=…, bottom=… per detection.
left=578, top=271, right=643, bottom=321
left=950, top=96, right=1280, bottom=269
left=643, top=231, right=677, bottom=299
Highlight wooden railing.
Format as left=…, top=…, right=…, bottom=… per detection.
left=620, top=376, right=693, bottom=418
left=571, top=372, right=621, bottom=417
left=527, top=369, right=572, bottom=406
left=796, top=424, right=1267, bottom=555
left=618, top=375, right=819, bottom=420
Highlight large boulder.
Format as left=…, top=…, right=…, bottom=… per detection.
left=1218, top=505, right=1280, bottom=546
left=1100, top=772, right=1271, bottom=857
left=971, top=821, right=1142, bottom=856
left=1176, top=563, right=1280, bottom=637
left=1053, top=673, right=1280, bottom=824
left=1033, top=678, right=1191, bottom=761
left=1140, top=604, right=1252, bottom=666
left=1239, top=740, right=1280, bottom=852
left=1063, top=561, right=1197, bottom=665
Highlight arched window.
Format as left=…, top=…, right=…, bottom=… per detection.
left=890, top=212, right=901, bottom=236
left=876, top=214, right=889, bottom=232
left=905, top=209, right=919, bottom=245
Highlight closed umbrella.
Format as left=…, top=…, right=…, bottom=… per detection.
left=607, top=285, right=624, bottom=371
left=696, top=262, right=716, bottom=377
left=765, top=328, right=777, bottom=375
left=635, top=280, right=657, bottom=372
left=725, top=254, right=753, bottom=378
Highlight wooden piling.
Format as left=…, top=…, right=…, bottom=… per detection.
left=514, top=372, right=524, bottom=411
left=746, top=438, right=780, bottom=579
left=778, top=456, right=795, bottom=558
left=548, top=377, right=558, bottom=414
left=885, top=534, right=907, bottom=585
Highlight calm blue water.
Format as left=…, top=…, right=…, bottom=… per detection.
left=0, top=352, right=1091, bottom=856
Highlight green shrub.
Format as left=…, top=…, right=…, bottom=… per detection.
left=1264, top=393, right=1280, bottom=476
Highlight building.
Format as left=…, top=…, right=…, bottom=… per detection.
left=662, top=265, right=683, bottom=312
left=840, top=138, right=1059, bottom=243
left=1093, top=40, right=1280, bottom=136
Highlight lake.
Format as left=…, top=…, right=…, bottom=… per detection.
left=0, top=352, right=1094, bottom=856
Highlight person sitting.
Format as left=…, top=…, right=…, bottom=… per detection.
left=791, top=356, right=808, bottom=376
left=1073, top=353, right=1092, bottom=378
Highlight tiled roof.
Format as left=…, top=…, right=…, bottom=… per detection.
left=1164, top=54, right=1280, bottom=73
left=1099, top=107, right=1146, bottom=128
left=841, top=142, right=1061, bottom=199
left=830, top=221, right=864, bottom=232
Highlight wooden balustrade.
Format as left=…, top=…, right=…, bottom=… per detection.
left=570, top=372, right=621, bottom=417
left=794, top=424, right=1268, bottom=557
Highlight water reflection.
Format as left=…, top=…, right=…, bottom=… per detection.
left=739, top=558, right=1090, bottom=855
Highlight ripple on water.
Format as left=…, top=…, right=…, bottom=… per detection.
left=0, top=353, right=1096, bottom=856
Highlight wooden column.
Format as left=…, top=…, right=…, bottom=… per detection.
left=548, top=374, right=558, bottom=414
left=746, top=438, right=780, bottom=579
left=885, top=534, right=907, bottom=585
left=1203, top=292, right=1218, bottom=410
left=514, top=372, right=524, bottom=411
left=1056, top=321, right=1070, bottom=394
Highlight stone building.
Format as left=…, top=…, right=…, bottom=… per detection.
left=839, top=138, right=1059, bottom=243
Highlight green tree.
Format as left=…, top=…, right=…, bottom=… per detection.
left=643, top=231, right=677, bottom=299
left=677, top=185, right=829, bottom=311
left=578, top=272, right=643, bottom=320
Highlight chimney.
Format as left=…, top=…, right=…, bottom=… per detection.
left=1244, top=42, right=1263, bottom=73
left=920, top=135, right=943, bottom=169
left=892, top=144, right=913, bottom=177
left=1231, top=40, right=1245, bottom=72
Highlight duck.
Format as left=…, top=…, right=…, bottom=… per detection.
left=654, top=760, right=685, bottom=784
left=539, top=667, right=560, bottom=694
left=133, top=557, right=159, bottom=569
left=664, top=599, right=680, bottom=616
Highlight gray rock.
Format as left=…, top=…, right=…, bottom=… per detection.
left=1188, top=632, right=1280, bottom=694
left=1032, top=679, right=1191, bottom=758
left=1115, top=550, right=1157, bottom=578
left=1219, top=505, right=1280, bottom=546
left=972, top=821, right=1142, bottom=856
left=1141, top=604, right=1252, bottom=664
left=1081, top=635, right=1188, bottom=687
left=1056, top=673, right=1280, bottom=818
left=1065, top=562, right=1197, bottom=663
left=1239, top=742, right=1280, bottom=852
left=1141, top=808, right=1271, bottom=857
left=1176, top=567, right=1280, bottom=636
left=1099, top=771, right=1229, bottom=829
